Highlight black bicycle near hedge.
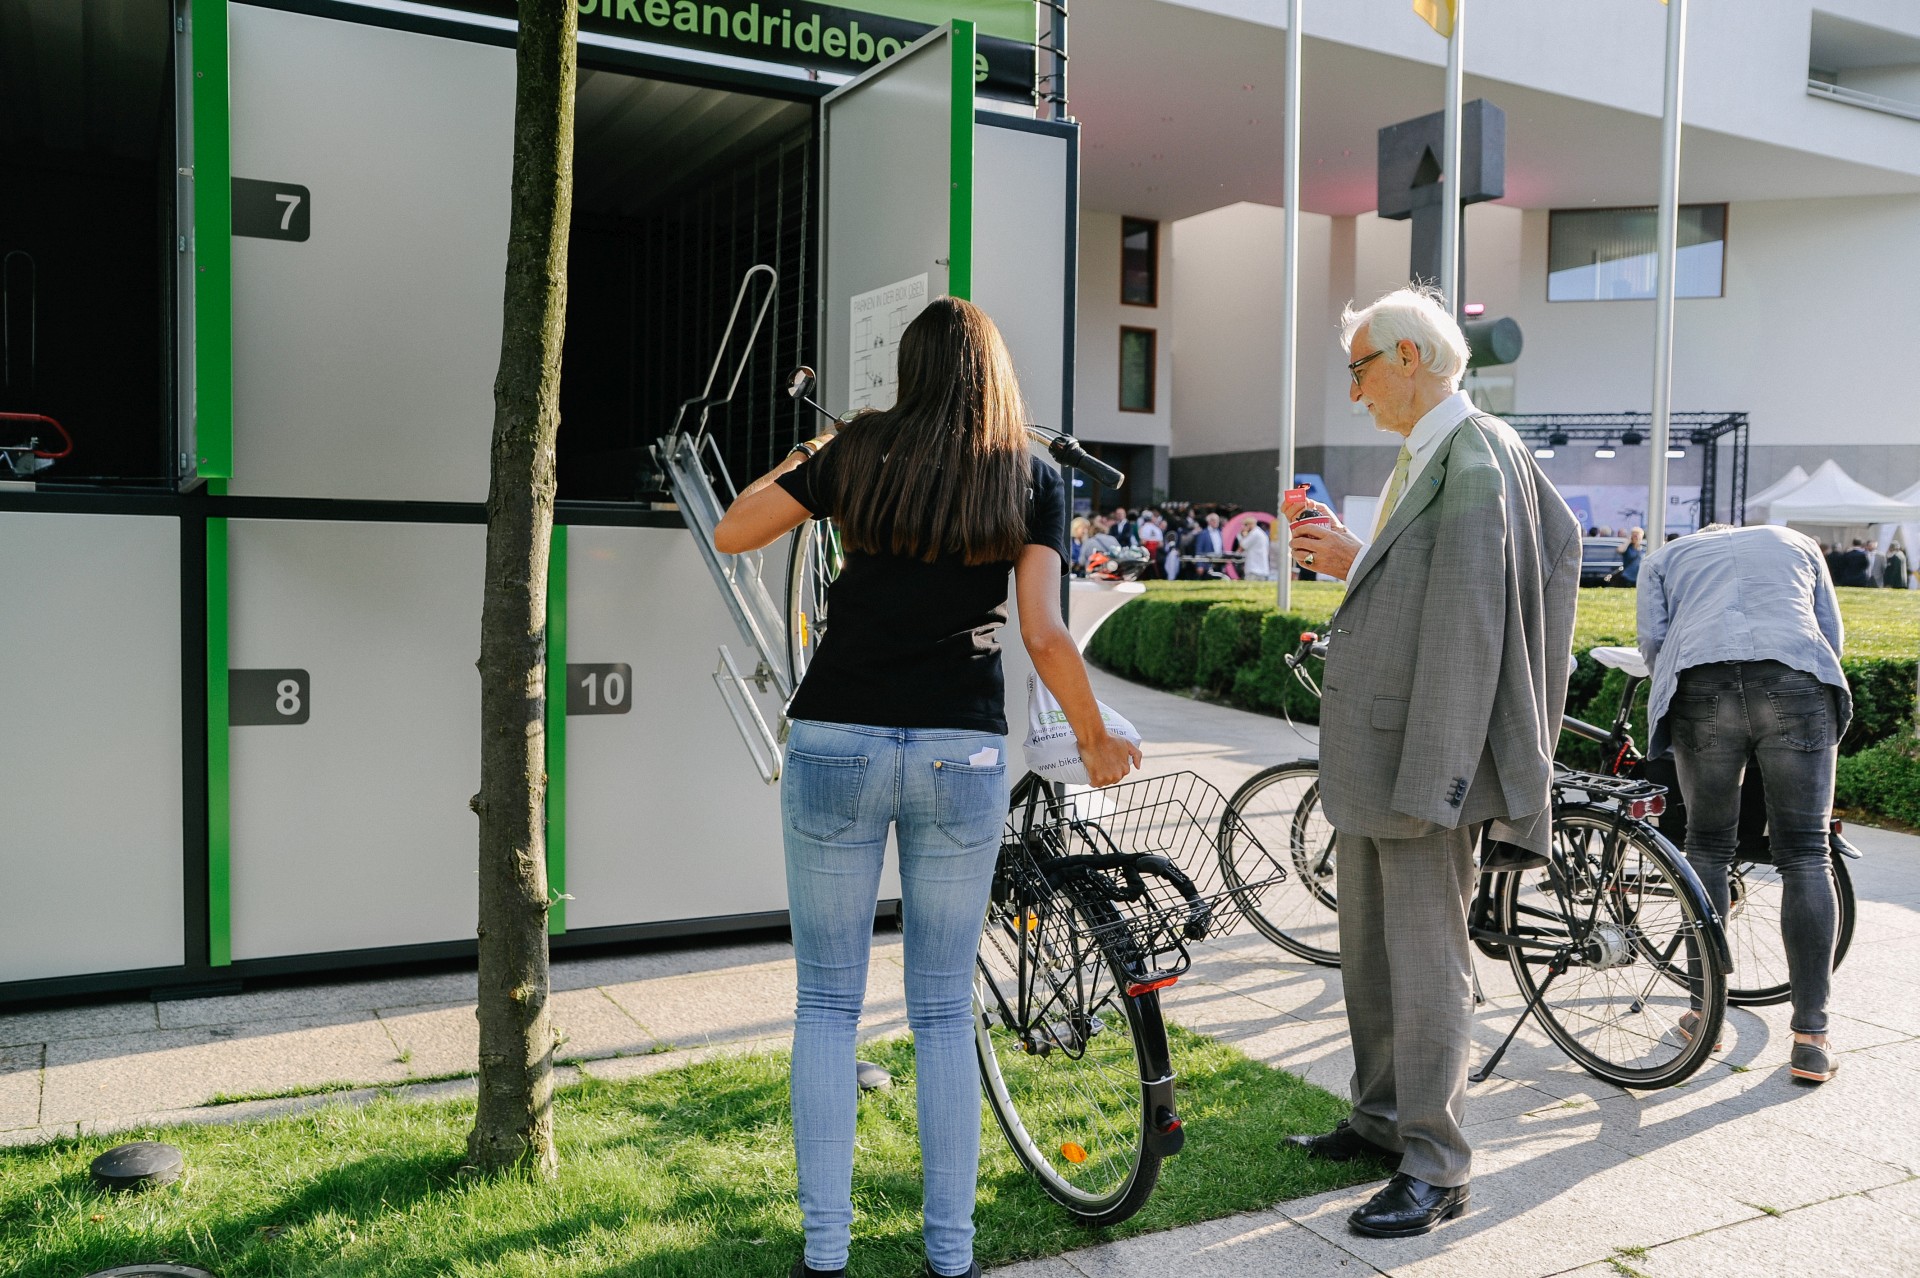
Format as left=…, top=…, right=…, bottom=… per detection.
left=1219, top=633, right=1733, bottom=1090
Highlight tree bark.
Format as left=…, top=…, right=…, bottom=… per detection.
left=468, top=0, right=575, bottom=1178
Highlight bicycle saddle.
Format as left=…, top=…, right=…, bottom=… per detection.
left=1587, top=645, right=1650, bottom=679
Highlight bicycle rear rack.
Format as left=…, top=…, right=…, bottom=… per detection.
left=651, top=264, right=791, bottom=784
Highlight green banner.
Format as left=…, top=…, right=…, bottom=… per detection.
left=576, top=0, right=1034, bottom=101
left=445, top=1, right=1036, bottom=103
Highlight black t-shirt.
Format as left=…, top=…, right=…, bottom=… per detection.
left=776, top=449, right=1069, bottom=734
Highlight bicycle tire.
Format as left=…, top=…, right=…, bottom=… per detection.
left=1495, top=805, right=1726, bottom=1090
left=1220, top=761, right=1341, bottom=966
left=975, top=877, right=1167, bottom=1226
left=1724, top=849, right=1856, bottom=1007
left=785, top=519, right=840, bottom=689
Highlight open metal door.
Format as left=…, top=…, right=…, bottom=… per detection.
left=821, top=21, right=976, bottom=415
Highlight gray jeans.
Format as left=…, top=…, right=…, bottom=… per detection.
left=1669, top=660, right=1840, bottom=1035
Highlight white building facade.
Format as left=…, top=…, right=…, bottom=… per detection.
left=1068, top=0, right=1920, bottom=521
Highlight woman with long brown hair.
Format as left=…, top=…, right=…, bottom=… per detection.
left=715, top=297, right=1139, bottom=1278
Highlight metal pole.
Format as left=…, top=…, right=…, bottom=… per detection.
left=1438, top=0, right=1464, bottom=311
left=1275, top=0, right=1302, bottom=612
left=1648, top=0, right=1688, bottom=540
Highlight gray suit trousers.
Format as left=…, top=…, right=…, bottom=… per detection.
left=1336, top=825, right=1478, bottom=1188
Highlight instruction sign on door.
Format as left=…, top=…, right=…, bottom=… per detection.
left=848, top=273, right=929, bottom=412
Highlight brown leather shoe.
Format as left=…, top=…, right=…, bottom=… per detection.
left=1283, top=1118, right=1396, bottom=1163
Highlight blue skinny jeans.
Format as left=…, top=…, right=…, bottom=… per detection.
left=782, top=720, right=1007, bottom=1277
left=1670, top=660, right=1840, bottom=1035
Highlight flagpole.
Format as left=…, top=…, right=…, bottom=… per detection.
left=1648, top=0, right=1687, bottom=540
left=1438, top=0, right=1464, bottom=312
left=1276, top=0, right=1302, bottom=611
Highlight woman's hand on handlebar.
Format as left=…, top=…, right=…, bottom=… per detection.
left=1079, top=729, right=1144, bottom=788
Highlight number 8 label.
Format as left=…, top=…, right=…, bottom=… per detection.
left=230, top=669, right=311, bottom=726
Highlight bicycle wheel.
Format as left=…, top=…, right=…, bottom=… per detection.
left=975, top=874, right=1167, bottom=1226
left=1220, top=762, right=1340, bottom=965
left=1724, top=850, right=1856, bottom=1007
left=1495, top=805, right=1726, bottom=1089
left=785, top=519, right=842, bottom=688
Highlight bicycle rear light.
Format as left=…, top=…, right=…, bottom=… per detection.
left=1625, top=795, right=1666, bottom=821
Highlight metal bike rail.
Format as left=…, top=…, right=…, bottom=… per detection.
left=650, top=264, right=791, bottom=783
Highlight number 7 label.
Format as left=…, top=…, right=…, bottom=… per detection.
left=231, top=178, right=311, bottom=242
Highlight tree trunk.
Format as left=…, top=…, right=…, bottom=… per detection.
left=468, top=0, right=575, bottom=1178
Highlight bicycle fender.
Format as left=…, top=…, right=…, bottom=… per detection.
left=1141, top=1073, right=1185, bottom=1156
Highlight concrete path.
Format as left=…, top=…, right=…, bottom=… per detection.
left=3, top=669, right=1917, bottom=1277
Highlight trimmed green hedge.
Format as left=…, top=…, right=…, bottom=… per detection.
left=1836, top=730, right=1920, bottom=829
left=1085, top=585, right=1919, bottom=822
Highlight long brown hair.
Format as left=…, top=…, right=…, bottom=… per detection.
left=820, top=297, right=1031, bottom=565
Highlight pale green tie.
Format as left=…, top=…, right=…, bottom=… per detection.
left=1372, top=445, right=1414, bottom=540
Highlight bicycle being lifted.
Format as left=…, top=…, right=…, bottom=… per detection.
left=1220, top=632, right=1736, bottom=1091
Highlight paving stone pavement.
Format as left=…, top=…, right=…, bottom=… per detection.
left=1, top=668, right=1916, bottom=1276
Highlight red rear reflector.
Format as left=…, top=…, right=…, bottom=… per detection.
left=1127, top=977, right=1178, bottom=997
left=1299, top=631, right=1317, bottom=642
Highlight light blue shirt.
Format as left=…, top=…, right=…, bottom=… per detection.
left=1637, top=525, right=1849, bottom=757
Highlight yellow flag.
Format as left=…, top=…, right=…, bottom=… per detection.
left=1414, top=0, right=1455, bottom=37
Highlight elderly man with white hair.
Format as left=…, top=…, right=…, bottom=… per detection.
left=1281, top=286, right=1580, bottom=1238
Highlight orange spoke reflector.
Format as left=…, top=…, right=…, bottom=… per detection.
left=1022, top=911, right=1039, bottom=932
left=1060, top=1142, right=1088, bottom=1164
left=1126, top=976, right=1178, bottom=996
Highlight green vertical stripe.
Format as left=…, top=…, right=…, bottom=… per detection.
left=546, top=524, right=568, bottom=936
left=948, top=20, right=975, bottom=301
left=192, top=0, right=232, bottom=479
left=206, top=517, right=232, bottom=966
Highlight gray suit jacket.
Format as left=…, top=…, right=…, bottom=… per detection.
left=1318, top=414, right=1581, bottom=855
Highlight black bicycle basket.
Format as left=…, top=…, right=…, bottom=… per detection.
left=1001, top=771, right=1288, bottom=987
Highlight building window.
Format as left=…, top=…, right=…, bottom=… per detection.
left=1547, top=204, right=1727, bottom=301
left=1120, top=217, right=1158, bottom=306
left=1119, top=327, right=1156, bottom=413
left=1807, top=11, right=1920, bottom=122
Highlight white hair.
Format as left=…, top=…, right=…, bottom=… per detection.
left=1339, top=285, right=1470, bottom=388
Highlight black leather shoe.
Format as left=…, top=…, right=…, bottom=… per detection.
left=924, top=1263, right=981, bottom=1278
left=1283, top=1118, right=1396, bottom=1163
left=1347, top=1173, right=1470, bottom=1238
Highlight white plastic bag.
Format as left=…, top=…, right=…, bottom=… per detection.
left=1024, top=674, right=1143, bottom=785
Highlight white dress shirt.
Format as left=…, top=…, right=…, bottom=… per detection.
left=1357, top=389, right=1477, bottom=549
left=1376, top=391, right=1476, bottom=526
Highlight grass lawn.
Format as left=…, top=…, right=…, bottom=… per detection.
left=1142, top=579, right=1918, bottom=659
left=0, top=1029, right=1375, bottom=1278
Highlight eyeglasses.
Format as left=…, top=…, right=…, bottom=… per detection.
left=1347, top=349, right=1388, bottom=388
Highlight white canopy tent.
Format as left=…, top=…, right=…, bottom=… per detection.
left=1743, top=465, right=1809, bottom=523
left=1879, top=477, right=1920, bottom=588
left=1765, top=459, right=1920, bottom=527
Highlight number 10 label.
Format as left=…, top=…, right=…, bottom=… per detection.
left=566, top=663, right=632, bottom=715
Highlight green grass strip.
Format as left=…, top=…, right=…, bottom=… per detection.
left=1135, top=579, right=1917, bottom=660
left=0, top=1029, right=1373, bottom=1278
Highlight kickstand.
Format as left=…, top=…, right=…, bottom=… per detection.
left=1470, top=956, right=1565, bottom=1084
left=1471, top=962, right=1486, bottom=1007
